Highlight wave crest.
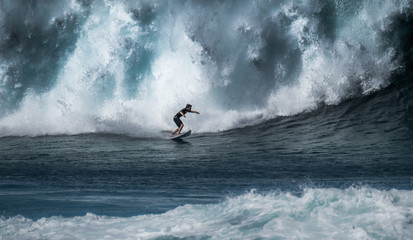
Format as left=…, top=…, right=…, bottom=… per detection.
left=2, top=187, right=413, bottom=239
left=0, top=0, right=411, bottom=136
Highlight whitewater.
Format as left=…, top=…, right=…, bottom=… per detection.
left=0, top=0, right=408, bottom=136
left=1, top=0, right=413, bottom=239
left=2, top=188, right=413, bottom=239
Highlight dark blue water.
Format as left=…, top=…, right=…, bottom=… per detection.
left=1, top=75, right=412, bottom=221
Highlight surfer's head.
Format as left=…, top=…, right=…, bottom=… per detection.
left=186, top=104, right=192, bottom=110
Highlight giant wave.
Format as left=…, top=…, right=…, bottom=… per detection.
left=0, top=0, right=412, bottom=137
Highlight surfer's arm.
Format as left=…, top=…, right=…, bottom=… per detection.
left=191, top=110, right=200, bottom=114
left=180, top=111, right=186, bottom=117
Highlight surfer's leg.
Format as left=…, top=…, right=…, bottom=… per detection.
left=177, top=124, right=184, bottom=135
left=171, top=128, right=179, bottom=136
left=172, top=117, right=182, bottom=135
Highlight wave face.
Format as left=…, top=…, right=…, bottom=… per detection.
left=0, top=0, right=412, bottom=136
left=2, top=187, right=413, bottom=239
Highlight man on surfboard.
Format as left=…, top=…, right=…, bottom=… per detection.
left=171, top=104, right=200, bottom=136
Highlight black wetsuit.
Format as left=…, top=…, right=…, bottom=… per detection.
left=173, top=108, right=189, bottom=127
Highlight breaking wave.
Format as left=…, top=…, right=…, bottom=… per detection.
left=0, top=0, right=412, bottom=136
left=2, top=187, right=413, bottom=240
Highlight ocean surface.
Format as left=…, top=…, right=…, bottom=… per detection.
left=1, top=0, right=413, bottom=239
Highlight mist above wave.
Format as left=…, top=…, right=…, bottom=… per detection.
left=0, top=0, right=411, bottom=136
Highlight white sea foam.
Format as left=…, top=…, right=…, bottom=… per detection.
left=0, top=0, right=410, bottom=137
left=1, top=187, right=412, bottom=240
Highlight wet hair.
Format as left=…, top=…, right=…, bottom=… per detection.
left=186, top=104, right=192, bottom=109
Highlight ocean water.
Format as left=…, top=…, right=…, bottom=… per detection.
left=1, top=0, right=413, bottom=239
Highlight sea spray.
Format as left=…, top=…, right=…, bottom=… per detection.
left=1, top=187, right=413, bottom=239
left=0, top=0, right=411, bottom=137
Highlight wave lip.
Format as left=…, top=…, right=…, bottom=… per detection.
left=2, top=187, right=413, bottom=239
left=0, top=0, right=412, bottom=137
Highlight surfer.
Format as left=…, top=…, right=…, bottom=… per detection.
left=171, top=104, right=200, bottom=136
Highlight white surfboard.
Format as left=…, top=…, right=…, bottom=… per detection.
left=170, top=130, right=192, bottom=140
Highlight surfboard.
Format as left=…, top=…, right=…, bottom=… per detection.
left=170, top=130, right=191, bottom=140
